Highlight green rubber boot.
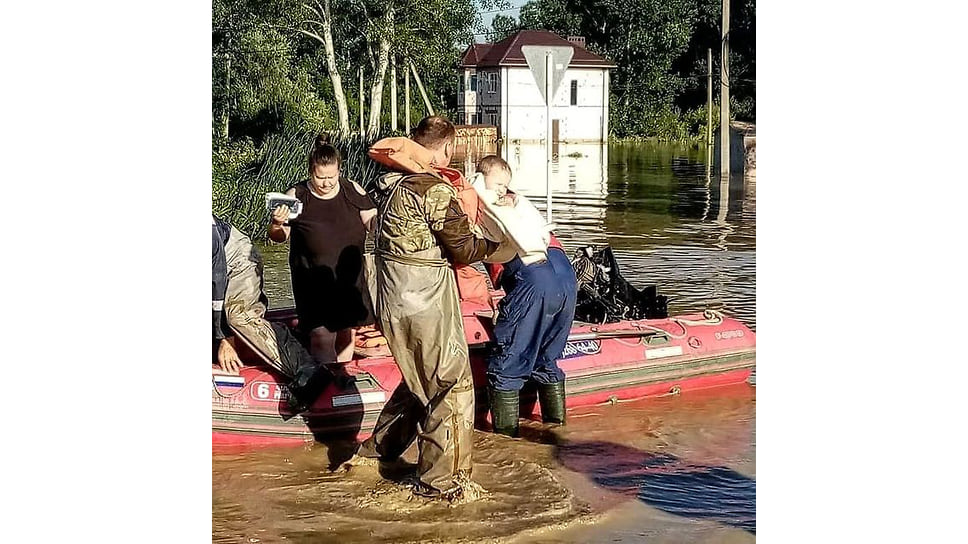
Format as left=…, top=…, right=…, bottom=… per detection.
left=537, top=381, right=567, bottom=425
left=488, top=388, right=520, bottom=437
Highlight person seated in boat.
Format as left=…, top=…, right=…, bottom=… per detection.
left=213, top=215, right=333, bottom=413
left=472, top=155, right=579, bottom=438
left=267, top=135, right=377, bottom=365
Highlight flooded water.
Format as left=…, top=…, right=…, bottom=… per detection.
left=216, top=142, right=756, bottom=541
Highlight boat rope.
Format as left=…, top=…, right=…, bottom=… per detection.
left=616, top=309, right=727, bottom=341
left=212, top=380, right=234, bottom=398
left=673, top=309, right=726, bottom=327
left=613, top=336, right=647, bottom=347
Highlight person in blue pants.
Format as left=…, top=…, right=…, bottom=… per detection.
left=475, top=156, right=579, bottom=437
left=487, top=246, right=577, bottom=437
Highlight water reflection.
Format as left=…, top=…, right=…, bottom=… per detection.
left=556, top=443, right=755, bottom=534
left=454, top=142, right=756, bottom=328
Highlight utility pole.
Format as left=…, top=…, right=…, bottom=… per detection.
left=359, top=66, right=364, bottom=136
left=720, top=0, right=730, bottom=177
left=404, top=59, right=411, bottom=134
left=707, top=48, right=713, bottom=146
left=391, top=58, right=398, bottom=132
left=706, top=48, right=713, bottom=183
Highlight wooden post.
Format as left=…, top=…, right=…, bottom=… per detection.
left=359, top=67, right=364, bottom=136
left=222, top=51, right=231, bottom=142
left=707, top=48, right=713, bottom=146
left=391, top=59, right=398, bottom=132
left=404, top=60, right=411, bottom=133
left=720, top=0, right=730, bottom=177
left=409, top=61, right=435, bottom=116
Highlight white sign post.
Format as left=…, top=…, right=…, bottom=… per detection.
left=521, top=45, right=573, bottom=224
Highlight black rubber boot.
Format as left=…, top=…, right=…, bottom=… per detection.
left=287, top=364, right=332, bottom=414
left=537, top=381, right=567, bottom=425
left=488, top=388, right=520, bottom=437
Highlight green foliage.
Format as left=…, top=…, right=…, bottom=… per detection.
left=497, top=0, right=755, bottom=139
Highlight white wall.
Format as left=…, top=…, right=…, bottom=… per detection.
left=502, top=67, right=607, bottom=142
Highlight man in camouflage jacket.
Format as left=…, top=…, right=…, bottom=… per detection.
left=356, top=117, right=497, bottom=499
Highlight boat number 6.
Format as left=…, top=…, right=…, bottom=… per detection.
left=256, top=383, right=270, bottom=399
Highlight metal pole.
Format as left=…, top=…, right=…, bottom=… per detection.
left=720, top=0, right=730, bottom=177
left=545, top=52, right=553, bottom=224
left=707, top=48, right=713, bottom=146
left=359, top=66, right=365, bottom=136
left=391, top=58, right=398, bottom=132
left=404, top=61, right=411, bottom=134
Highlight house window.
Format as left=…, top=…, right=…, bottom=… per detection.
left=570, top=80, right=578, bottom=105
left=486, top=72, right=497, bottom=94
left=470, top=73, right=478, bottom=92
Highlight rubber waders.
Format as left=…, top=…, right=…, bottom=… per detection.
left=537, top=381, right=566, bottom=425
left=488, top=388, right=520, bottom=437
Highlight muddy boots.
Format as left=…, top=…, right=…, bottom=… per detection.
left=489, top=388, right=520, bottom=437
left=537, top=381, right=566, bottom=425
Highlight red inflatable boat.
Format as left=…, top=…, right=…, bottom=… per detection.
left=212, top=292, right=756, bottom=447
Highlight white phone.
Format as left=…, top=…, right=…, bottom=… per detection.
left=265, top=192, right=303, bottom=220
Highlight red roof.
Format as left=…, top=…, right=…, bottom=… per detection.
left=460, top=30, right=616, bottom=69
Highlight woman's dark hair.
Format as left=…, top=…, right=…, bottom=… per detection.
left=308, top=134, right=341, bottom=175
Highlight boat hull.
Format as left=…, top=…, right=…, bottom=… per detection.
left=213, top=310, right=755, bottom=448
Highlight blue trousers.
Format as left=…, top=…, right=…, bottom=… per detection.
left=488, top=247, right=578, bottom=391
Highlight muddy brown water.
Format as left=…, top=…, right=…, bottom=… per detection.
left=215, top=142, right=756, bottom=542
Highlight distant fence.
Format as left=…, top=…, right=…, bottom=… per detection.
left=454, top=125, right=498, bottom=162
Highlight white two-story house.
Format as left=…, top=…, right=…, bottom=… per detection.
left=457, top=30, right=616, bottom=144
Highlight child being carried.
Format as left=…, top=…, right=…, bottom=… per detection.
left=470, top=155, right=552, bottom=265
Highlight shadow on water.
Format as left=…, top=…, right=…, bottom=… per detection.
left=554, top=440, right=756, bottom=534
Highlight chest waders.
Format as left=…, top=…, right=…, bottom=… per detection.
left=358, top=175, right=477, bottom=496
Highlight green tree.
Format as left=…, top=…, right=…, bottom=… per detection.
left=493, top=0, right=755, bottom=139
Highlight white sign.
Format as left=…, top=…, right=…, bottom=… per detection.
left=645, top=346, right=684, bottom=360
left=521, top=45, right=574, bottom=105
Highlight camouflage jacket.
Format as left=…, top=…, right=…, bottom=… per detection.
left=374, top=171, right=496, bottom=265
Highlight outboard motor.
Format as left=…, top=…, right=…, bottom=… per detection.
left=571, top=246, right=669, bottom=324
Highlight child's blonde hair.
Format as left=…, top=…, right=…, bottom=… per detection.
left=476, top=155, right=511, bottom=177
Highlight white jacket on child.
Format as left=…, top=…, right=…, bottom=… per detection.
left=470, top=172, right=551, bottom=265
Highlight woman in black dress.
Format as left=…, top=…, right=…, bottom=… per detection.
left=268, top=136, right=377, bottom=363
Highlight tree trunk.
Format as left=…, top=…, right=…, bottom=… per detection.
left=320, top=0, right=350, bottom=135
left=367, top=39, right=390, bottom=137
left=366, top=6, right=393, bottom=137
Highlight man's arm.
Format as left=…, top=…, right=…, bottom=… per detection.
left=425, top=183, right=497, bottom=264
